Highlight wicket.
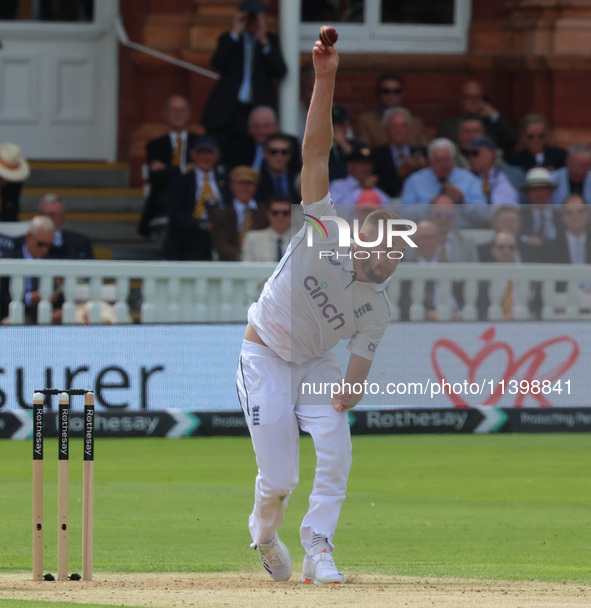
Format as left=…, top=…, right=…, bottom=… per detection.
left=32, top=389, right=95, bottom=582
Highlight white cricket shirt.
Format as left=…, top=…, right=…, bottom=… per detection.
left=248, top=193, right=393, bottom=364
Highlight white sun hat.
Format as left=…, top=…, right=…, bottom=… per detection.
left=0, top=143, right=30, bottom=182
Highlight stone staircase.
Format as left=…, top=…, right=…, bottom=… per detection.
left=21, top=162, right=160, bottom=260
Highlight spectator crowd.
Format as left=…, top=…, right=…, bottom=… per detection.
left=1, top=0, right=591, bottom=324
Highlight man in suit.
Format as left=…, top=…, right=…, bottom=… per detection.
left=550, top=143, right=591, bottom=205
left=548, top=195, right=591, bottom=263
left=256, top=134, right=300, bottom=205
left=371, top=107, right=427, bottom=197
left=242, top=196, right=292, bottom=262
left=163, top=136, right=230, bottom=261
left=477, top=231, right=542, bottom=321
left=0, top=143, right=30, bottom=222
left=201, top=0, right=287, bottom=152
left=226, top=105, right=301, bottom=174
left=436, top=80, right=517, bottom=155
left=38, top=194, right=93, bottom=260
left=506, top=113, right=567, bottom=173
left=478, top=205, right=543, bottom=263
left=138, top=95, right=201, bottom=238
left=211, top=165, right=268, bottom=261
left=519, top=168, right=562, bottom=255
left=354, top=73, right=429, bottom=148
left=4, top=216, right=62, bottom=324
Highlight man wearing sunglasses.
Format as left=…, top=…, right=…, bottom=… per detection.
left=241, top=196, right=293, bottom=262
left=2, top=216, right=63, bottom=324
left=354, top=73, right=429, bottom=148
left=256, top=133, right=300, bottom=204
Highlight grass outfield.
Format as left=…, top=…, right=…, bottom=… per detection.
left=0, top=434, right=590, bottom=583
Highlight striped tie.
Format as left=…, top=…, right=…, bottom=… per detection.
left=171, top=135, right=183, bottom=168
left=193, top=175, right=215, bottom=219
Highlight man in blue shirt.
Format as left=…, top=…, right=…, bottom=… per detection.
left=400, top=138, right=488, bottom=227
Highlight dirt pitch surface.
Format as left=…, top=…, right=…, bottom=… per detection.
left=1, top=572, right=590, bottom=607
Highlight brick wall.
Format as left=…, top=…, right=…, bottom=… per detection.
left=118, top=0, right=591, bottom=184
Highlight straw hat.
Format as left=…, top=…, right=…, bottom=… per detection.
left=0, top=143, right=30, bottom=182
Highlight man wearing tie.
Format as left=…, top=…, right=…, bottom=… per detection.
left=163, top=136, right=229, bottom=261
left=546, top=195, right=591, bottom=293
left=519, top=168, right=561, bottom=253
left=201, top=0, right=287, bottom=155
left=256, top=134, right=299, bottom=205
left=400, top=138, right=487, bottom=226
left=242, top=197, right=293, bottom=262
left=211, top=165, right=268, bottom=261
left=139, top=95, right=201, bottom=238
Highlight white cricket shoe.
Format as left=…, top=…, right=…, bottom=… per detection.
left=257, top=536, right=292, bottom=581
left=302, top=548, right=344, bottom=584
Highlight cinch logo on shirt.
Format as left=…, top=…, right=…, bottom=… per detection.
left=303, top=276, right=345, bottom=330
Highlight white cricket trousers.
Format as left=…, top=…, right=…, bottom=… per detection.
left=236, top=339, right=352, bottom=553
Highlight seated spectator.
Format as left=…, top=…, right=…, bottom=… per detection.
left=477, top=231, right=542, bottom=321
left=401, top=138, right=487, bottom=213
left=427, top=195, right=478, bottom=262
left=0, top=143, right=30, bottom=221
left=478, top=205, right=543, bottom=263
left=256, top=133, right=300, bottom=204
left=371, top=108, right=427, bottom=197
left=466, top=135, right=523, bottom=206
left=241, top=196, right=292, bottom=262
left=354, top=73, right=429, bottom=148
left=519, top=168, right=561, bottom=250
left=506, top=113, right=567, bottom=173
left=38, top=194, right=93, bottom=259
left=163, top=136, right=230, bottom=261
left=138, top=95, right=201, bottom=239
left=329, top=148, right=390, bottom=210
left=399, top=220, right=464, bottom=321
left=453, top=113, right=485, bottom=168
left=329, top=104, right=366, bottom=181
left=546, top=196, right=591, bottom=294
left=3, top=216, right=63, bottom=324
left=211, top=165, right=268, bottom=261
left=436, top=80, right=517, bottom=154
left=550, top=143, right=591, bottom=205
left=226, top=105, right=301, bottom=174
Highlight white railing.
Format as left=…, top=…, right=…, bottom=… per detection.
left=1, top=259, right=590, bottom=324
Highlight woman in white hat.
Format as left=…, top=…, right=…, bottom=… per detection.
left=0, top=143, right=30, bottom=221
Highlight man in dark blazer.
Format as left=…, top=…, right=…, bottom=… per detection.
left=211, top=165, right=268, bottom=261
left=371, top=107, right=427, bottom=197
left=5, top=216, right=63, bottom=324
left=225, top=105, right=301, bottom=174
left=201, top=0, right=287, bottom=152
left=38, top=195, right=93, bottom=260
left=255, top=134, right=300, bottom=205
left=163, top=137, right=230, bottom=261
left=138, top=95, right=201, bottom=238
left=547, top=195, right=591, bottom=264
left=478, top=205, right=543, bottom=263
left=0, top=143, right=30, bottom=221
left=506, top=113, right=567, bottom=173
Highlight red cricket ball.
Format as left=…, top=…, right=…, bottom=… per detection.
left=319, top=25, right=338, bottom=46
